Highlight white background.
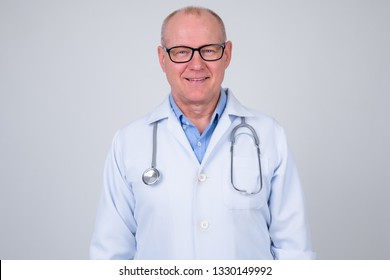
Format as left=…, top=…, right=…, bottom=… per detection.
left=1, top=0, right=389, bottom=259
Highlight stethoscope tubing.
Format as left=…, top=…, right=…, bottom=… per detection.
left=230, top=117, right=263, bottom=195
left=142, top=122, right=160, bottom=185
left=151, top=121, right=158, bottom=169
left=142, top=117, right=263, bottom=195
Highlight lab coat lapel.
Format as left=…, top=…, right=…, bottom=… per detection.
left=200, top=109, right=232, bottom=167
left=166, top=110, right=198, bottom=161
left=201, top=89, right=253, bottom=166
left=147, top=97, right=198, bottom=163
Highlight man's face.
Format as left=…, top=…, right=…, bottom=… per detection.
left=158, top=12, right=232, bottom=108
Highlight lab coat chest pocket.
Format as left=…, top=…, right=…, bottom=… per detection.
left=222, top=132, right=269, bottom=210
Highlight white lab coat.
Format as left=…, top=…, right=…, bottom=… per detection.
left=90, top=89, right=315, bottom=259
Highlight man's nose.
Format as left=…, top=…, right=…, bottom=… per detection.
left=188, top=50, right=205, bottom=69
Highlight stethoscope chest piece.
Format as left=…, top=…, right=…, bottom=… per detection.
left=142, top=167, right=160, bottom=185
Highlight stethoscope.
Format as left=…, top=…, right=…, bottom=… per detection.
left=142, top=117, right=263, bottom=195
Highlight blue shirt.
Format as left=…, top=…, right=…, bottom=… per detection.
left=169, top=89, right=227, bottom=163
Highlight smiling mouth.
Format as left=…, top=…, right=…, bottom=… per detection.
left=186, top=77, right=208, bottom=82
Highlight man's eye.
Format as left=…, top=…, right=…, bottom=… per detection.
left=172, top=48, right=191, bottom=56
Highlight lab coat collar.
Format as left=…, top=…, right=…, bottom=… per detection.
left=224, top=88, right=254, bottom=118
left=146, top=88, right=253, bottom=124
left=146, top=96, right=171, bottom=124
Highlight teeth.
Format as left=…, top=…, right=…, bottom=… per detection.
left=188, top=78, right=206, bottom=81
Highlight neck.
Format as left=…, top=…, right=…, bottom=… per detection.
left=184, top=105, right=215, bottom=135
left=174, top=94, right=220, bottom=135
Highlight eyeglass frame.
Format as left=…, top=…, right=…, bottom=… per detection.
left=163, top=42, right=226, bottom=63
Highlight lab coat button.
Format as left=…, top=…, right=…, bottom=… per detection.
left=198, top=173, right=207, bottom=182
left=200, top=220, right=209, bottom=229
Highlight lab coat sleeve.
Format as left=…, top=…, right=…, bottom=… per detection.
left=90, top=131, right=137, bottom=259
left=268, top=125, right=315, bottom=259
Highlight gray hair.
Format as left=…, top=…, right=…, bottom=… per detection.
left=161, top=6, right=227, bottom=46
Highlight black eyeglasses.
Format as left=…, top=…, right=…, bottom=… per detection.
left=164, top=43, right=226, bottom=63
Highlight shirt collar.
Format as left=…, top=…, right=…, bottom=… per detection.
left=146, top=88, right=253, bottom=124
left=169, top=88, right=227, bottom=125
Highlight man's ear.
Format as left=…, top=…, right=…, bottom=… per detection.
left=223, top=41, right=233, bottom=69
left=157, top=46, right=166, bottom=73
